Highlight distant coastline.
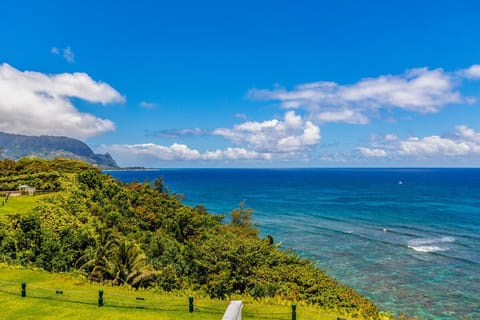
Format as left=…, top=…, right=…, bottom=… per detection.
left=104, top=166, right=151, bottom=171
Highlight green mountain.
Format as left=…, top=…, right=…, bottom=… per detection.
left=0, top=132, right=118, bottom=168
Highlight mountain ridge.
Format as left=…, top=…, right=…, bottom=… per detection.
left=0, top=131, right=118, bottom=168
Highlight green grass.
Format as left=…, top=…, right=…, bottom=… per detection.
left=0, top=194, right=359, bottom=319
left=0, top=194, right=50, bottom=215
left=0, top=266, right=345, bottom=320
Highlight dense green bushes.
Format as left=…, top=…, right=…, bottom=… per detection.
left=0, top=158, right=382, bottom=319
left=0, top=157, right=94, bottom=191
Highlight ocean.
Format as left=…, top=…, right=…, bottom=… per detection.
left=107, top=168, right=480, bottom=319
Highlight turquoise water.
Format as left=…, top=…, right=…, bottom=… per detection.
left=107, top=168, right=480, bottom=319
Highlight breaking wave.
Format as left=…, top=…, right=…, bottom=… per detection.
left=408, top=236, right=455, bottom=253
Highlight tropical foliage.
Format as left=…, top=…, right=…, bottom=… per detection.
left=0, top=158, right=383, bottom=319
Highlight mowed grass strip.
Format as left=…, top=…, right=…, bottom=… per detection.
left=0, top=267, right=341, bottom=320
left=0, top=268, right=226, bottom=320
left=0, top=194, right=51, bottom=215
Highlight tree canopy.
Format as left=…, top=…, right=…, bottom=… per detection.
left=0, top=158, right=382, bottom=319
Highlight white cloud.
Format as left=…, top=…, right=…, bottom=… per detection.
left=144, top=111, right=320, bottom=163
left=99, top=143, right=200, bottom=161
left=63, top=47, right=75, bottom=63
left=101, top=113, right=322, bottom=164
left=318, top=153, right=348, bottom=163
left=139, top=101, right=157, bottom=108
left=459, top=64, right=480, bottom=79
left=456, top=125, right=480, bottom=141
left=234, top=113, right=247, bottom=120
left=358, top=126, right=480, bottom=158
left=99, top=143, right=271, bottom=166
left=357, top=147, right=388, bottom=157
left=213, top=111, right=320, bottom=153
left=248, top=66, right=476, bottom=124
left=316, top=109, right=369, bottom=124
left=203, top=148, right=272, bottom=160
left=398, top=136, right=471, bottom=156
left=154, top=128, right=206, bottom=138
left=0, top=63, right=124, bottom=139
left=385, top=133, right=398, bottom=141
left=51, top=46, right=75, bottom=63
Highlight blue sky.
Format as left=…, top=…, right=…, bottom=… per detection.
left=1, top=0, right=480, bottom=167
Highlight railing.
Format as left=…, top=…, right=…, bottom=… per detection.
left=0, top=280, right=198, bottom=312
left=0, top=280, right=348, bottom=319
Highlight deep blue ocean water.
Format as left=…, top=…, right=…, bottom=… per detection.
left=107, top=168, right=480, bottom=319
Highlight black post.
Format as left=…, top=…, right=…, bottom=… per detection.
left=189, top=295, right=194, bottom=313
left=21, top=282, right=26, bottom=297
left=98, top=289, right=104, bottom=307
left=291, top=303, right=297, bottom=320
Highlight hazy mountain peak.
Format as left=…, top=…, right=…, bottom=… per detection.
left=0, top=132, right=118, bottom=169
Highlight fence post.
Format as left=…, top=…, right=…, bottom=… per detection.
left=291, top=303, right=297, bottom=320
left=98, top=289, right=104, bottom=307
left=189, top=295, right=194, bottom=313
left=21, top=282, right=26, bottom=297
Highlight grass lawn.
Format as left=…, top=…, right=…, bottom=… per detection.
left=0, top=266, right=344, bottom=320
left=0, top=195, right=354, bottom=319
left=0, top=194, right=51, bottom=215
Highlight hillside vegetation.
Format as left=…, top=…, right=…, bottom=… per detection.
left=0, top=158, right=387, bottom=319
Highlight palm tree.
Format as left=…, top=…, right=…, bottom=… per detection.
left=111, top=239, right=157, bottom=288
left=77, top=228, right=118, bottom=282
left=78, top=228, right=156, bottom=288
